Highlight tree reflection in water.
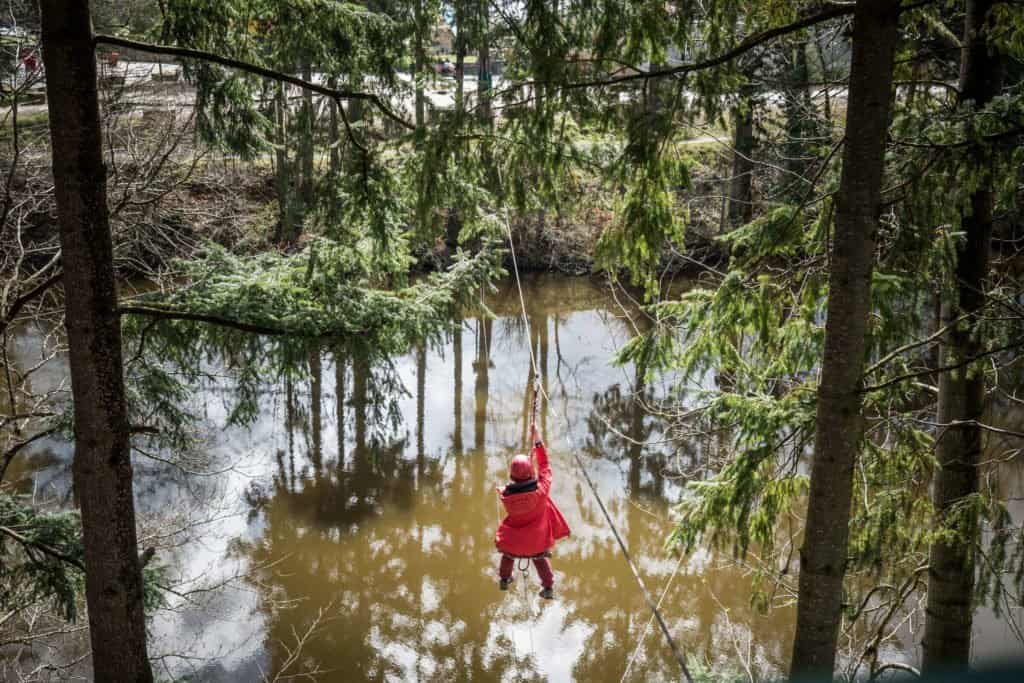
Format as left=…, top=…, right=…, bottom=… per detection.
left=140, top=276, right=802, bottom=681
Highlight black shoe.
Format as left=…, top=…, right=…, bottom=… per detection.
left=539, top=587, right=554, bottom=599
left=500, top=577, right=513, bottom=591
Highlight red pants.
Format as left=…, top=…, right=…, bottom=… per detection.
left=499, top=554, right=554, bottom=588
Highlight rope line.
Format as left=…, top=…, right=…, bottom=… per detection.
left=620, top=551, right=687, bottom=682
left=501, top=212, right=693, bottom=683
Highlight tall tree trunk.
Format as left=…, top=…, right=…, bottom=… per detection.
left=629, top=317, right=652, bottom=494
left=454, top=0, right=466, bottom=115
left=789, top=0, right=899, bottom=676
left=348, top=72, right=364, bottom=125
left=522, top=319, right=539, bottom=447
left=812, top=26, right=833, bottom=129
left=414, top=0, right=426, bottom=129
left=783, top=41, right=813, bottom=199
left=299, top=60, right=315, bottom=216
left=644, top=62, right=666, bottom=117
left=274, top=82, right=296, bottom=243
left=923, top=0, right=1003, bottom=671
left=328, top=76, right=340, bottom=177
left=39, top=3, right=154, bottom=680
left=726, top=85, right=755, bottom=228
left=477, top=0, right=491, bottom=125
left=285, top=374, right=296, bottom=490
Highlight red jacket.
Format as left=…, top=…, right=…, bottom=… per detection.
left=495, top=443, right=570, bottom=557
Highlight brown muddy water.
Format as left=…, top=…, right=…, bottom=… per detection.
left=7, top=274, right=1024, bottom=681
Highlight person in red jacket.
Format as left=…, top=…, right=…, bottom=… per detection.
left=495, top=424, right=570, bottom=598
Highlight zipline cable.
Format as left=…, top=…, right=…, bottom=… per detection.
left=620, top=551, right=687, bottom=683
left=501, top=212, right=693, bottom=683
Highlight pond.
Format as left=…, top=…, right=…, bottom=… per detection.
left=9, top=274, right=1024, bottom=681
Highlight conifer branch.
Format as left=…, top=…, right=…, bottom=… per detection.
left=0, top=524, right=85, bottom=572
left=863, top=308, right=979, bottom=377
left=501, top=0, right=937, bottom=97
left=890, top=126, right=1024, bottom=150
left=545, top=4, right=860, bottom=91
left=117, top=305, right=321, bottom=337
left=861, top=336, right=1024, bottom=394
left=92, top=34, right=416, bottom=131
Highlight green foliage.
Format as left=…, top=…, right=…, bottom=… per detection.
left=0, top=495, right=170, bottom=623
left=0, top=494, right=84, bottom=621
left=76, top=0, right=1024, bottom=662
left=120, top=237, right=502, bottom=431
left=719, top=205, right=807, bottom=267
left=124, top=238, right=501, bottom=343
left=163, top=0, right=401, bottom=163
left=977, top=498, right=1024, bottom=616
left=595, top=107, right=689, bottom=298
left=669, top=447, right=810, bottom=560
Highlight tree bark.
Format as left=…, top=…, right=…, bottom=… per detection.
left=477, top=0, right=491, bottom=125
left=783, top=41, right=813, bottom=198
left=328, top=76, right=340, bottom=177
left=414, top=0, right=426, bottom=129
left=789, top=0, right=899, bottom=677
left=726, top=86, right=755, bottom=228
left=38, top=2, right=154, bottom=680
left=454, top=0, right=466, bottom=115
left=922, top=0, right=1003, bottom=671
left=299, top=60, right=315, bottom=214
left=274, top=81, right=296, bottom=243
left=349, top=72, right=364, bottom=125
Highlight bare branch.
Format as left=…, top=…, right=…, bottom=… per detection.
left=92, top=34, right=415, bottom=131
left=0, top=271, right=62, bottom=335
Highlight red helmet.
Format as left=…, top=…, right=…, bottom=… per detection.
left=509, top=454, right=534, bottom=481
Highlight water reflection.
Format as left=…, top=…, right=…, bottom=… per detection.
left=14, top=275, right=1020, bottom=681
left=144, top=275, right=796, bottom=682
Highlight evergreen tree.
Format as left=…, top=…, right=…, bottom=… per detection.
left=790, top=0, right=901, bottom=674
left=39, top=1, right=154, bottom=678
left=924, top=0, right=1006, bottom=669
